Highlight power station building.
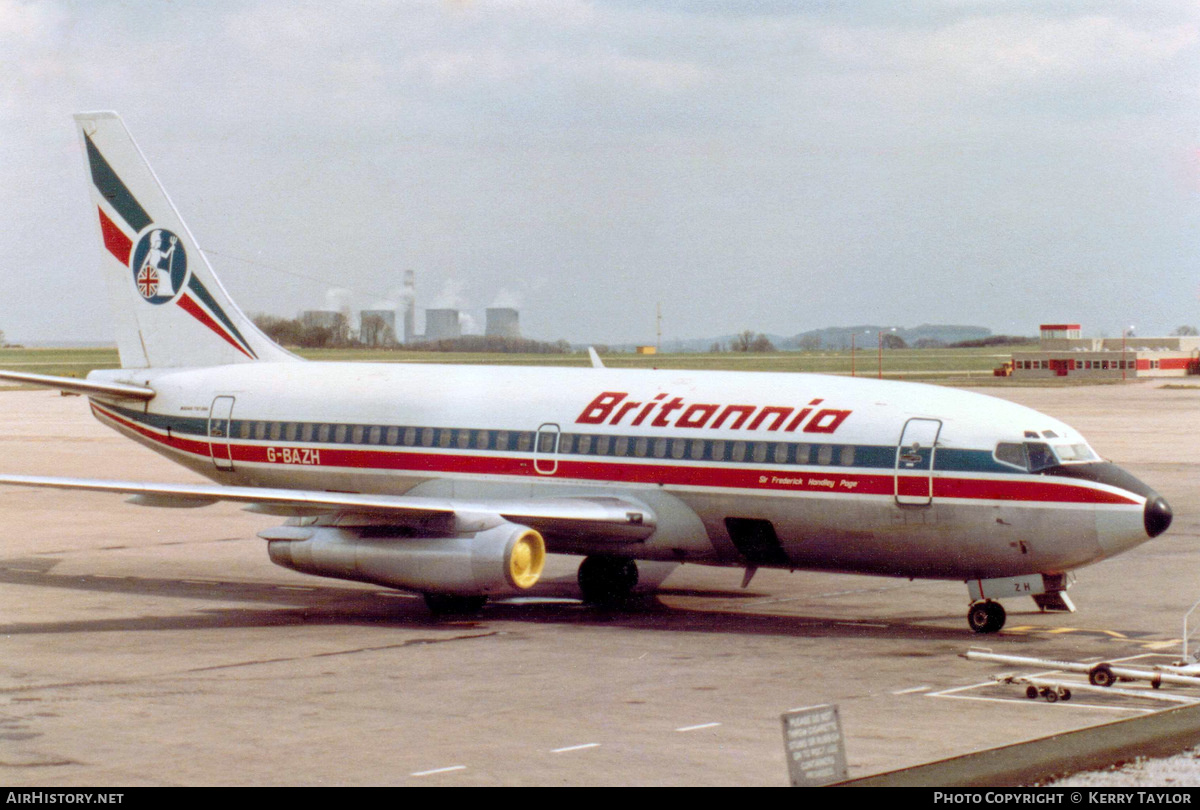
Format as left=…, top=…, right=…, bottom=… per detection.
left=359, top=310, right=397, bottom=346
left=485, top=307, right=520, bottom=338
left=1010, top=324, right=1200, bottom=379
left=425, top=309, right=462, bottom=341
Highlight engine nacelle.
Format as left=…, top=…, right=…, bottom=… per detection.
left=265, top=521, right=546, bottom=596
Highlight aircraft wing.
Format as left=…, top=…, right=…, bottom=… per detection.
left=0, top=475, right=656, bottom=542
left=0, top=371, right=155, bottom=401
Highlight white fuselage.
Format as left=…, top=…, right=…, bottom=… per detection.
left=87, top=362, right=1156, bottom=581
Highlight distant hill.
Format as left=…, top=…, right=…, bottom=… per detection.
left=784, top=324, right=992, bottom=350
left=578, top=324, right=999, bottom=353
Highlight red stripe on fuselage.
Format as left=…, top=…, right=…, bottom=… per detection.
left=90, top=403, right=1142, bottom=506
left=98, top=208, right=132, bottom=265
left=176, top=293, right=255, bottom=359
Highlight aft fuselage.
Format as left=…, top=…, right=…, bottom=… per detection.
left=87, top=362, right=1165, bottom=582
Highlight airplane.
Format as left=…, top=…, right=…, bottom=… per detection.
left=0, top=111, right=1173, bottom=633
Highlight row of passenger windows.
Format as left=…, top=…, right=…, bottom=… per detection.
left=220, top=420, right=862, bottom=467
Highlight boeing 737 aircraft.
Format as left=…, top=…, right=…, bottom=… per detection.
left=0, top=112, right=1173, bottom=633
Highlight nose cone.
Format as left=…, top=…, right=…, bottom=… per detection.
left=1145, top=495, right=1173, bottom=538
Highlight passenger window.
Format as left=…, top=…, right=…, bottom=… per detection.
left=671, top=439, right=687, bottom=460
left=369, top=426, right=382, bottom=444
left=285, top=423, right=298, bottom=441
left=690, top=440, right=705, bottom=460
left=386, top=427, right=399, bottom=445
left=496, top=431, right=509, bottom=451
left=301, top=423, right=313, bottom=442
left=751, top=443, right=767, bottom=463
left=711, top=440, right=726, bottom=460
left=456, top=430, right=470, bottom=449
left=614, top=436, right=628, bottom=456
left=817, top=445, right=833, bottom=466
left=352, top=425, right=364, bottom=443
left=517, top=432, right=533, bottom=452
left=653, top=438, right=668, bottom=458
left=335, top=425, right=347, bottom=443
left=731, top=441, right=746, bottom=462
left=595, top=435, right=611, bottom=455
left=577, top=435, right=593, bottom=455
left=634, top=437, right=649, bottom=457
left=839, top=446, right=855, bottom=466
left=318, top=424, right=330, bottom=443
left=774, top=443, right=790, bottom=464
left=795, top=443, right=810, bottom=464
left=475, top=431, right=489, bottom=450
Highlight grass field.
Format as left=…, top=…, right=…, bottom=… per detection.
left=0, top=344, right=1026, bottom=384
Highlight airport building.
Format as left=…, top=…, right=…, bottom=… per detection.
left=1010, top=324, right=1200, bottom=379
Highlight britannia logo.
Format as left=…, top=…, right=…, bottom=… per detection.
left=130, top=228, right=188, bottom=304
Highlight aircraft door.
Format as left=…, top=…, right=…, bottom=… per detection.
left=208, top=396, right=236, bottom=472
left=534, top=423, right=560, bottom=475
left=895, top=418, right=941, bottom=506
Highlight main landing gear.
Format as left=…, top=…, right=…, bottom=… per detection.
left=578, top=555, right=639, bottom=606
left=967, top=600, right=1007, bottom=634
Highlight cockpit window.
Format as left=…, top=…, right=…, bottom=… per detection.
left=994, top=442, right=1027, bottom=470
left=994, top=440, right=1100, bottom=472
left=1025, top=442, right=1057, bottom=472
left=1053, top=443, right=1098, bottom=463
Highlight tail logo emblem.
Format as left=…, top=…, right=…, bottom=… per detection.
left=130, top=228, right=188, bottom=304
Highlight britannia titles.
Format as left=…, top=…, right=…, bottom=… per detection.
left=575, top=391, right=852, bottom=434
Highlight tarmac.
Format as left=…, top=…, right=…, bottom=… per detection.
left=0, top=381, right=1197, bottom=786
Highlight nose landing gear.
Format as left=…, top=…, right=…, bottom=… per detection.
left=967, top=600, right=1007, bottom=634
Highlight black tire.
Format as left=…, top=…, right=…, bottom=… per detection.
left=1025, top=685, right=1039, bottom=700
left=578, top=556, right=639, bottom=606
left=423, top=593, right=488, bottom=615
left=1060, top=688, right=1071, bottom=701
left=967, top=601, right=1006, bottom=634
left=1088, top=663, right=1116, bottom=688
left=1042, top=688, right=1058, bottom=703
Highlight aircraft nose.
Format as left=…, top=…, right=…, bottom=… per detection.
left=1144, top=494, right=1173, bottom=538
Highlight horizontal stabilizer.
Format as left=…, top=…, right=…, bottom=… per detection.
left=0, top=371, right=155, bottom=401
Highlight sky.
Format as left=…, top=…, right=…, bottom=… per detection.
left=1, top=0, right=1198, bottom=345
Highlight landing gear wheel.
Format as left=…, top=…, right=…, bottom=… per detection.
left=1088, top=663, right=1116, bottom=688
left=423, top=593, right=488, bottom=615
left=578, top=556, right=639, bottom=606
left=967, top=600, right=1006, bottom=634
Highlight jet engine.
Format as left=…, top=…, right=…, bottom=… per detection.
left=264, top=521, right=546, bottom=596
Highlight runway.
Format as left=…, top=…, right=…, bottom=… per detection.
left=1, top=383, right=1197, bottom=786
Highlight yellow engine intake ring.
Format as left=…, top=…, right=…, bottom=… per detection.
left=508, top=529, right=546, bottom=590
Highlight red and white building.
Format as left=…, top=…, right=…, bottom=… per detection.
left=1011, top=324, right=1200, bottom=379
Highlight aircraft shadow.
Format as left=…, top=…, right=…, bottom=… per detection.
left=0, top=559, right=978, bottom=642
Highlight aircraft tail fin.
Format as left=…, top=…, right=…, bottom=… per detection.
left=74, top=112, right=295, bottom=369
